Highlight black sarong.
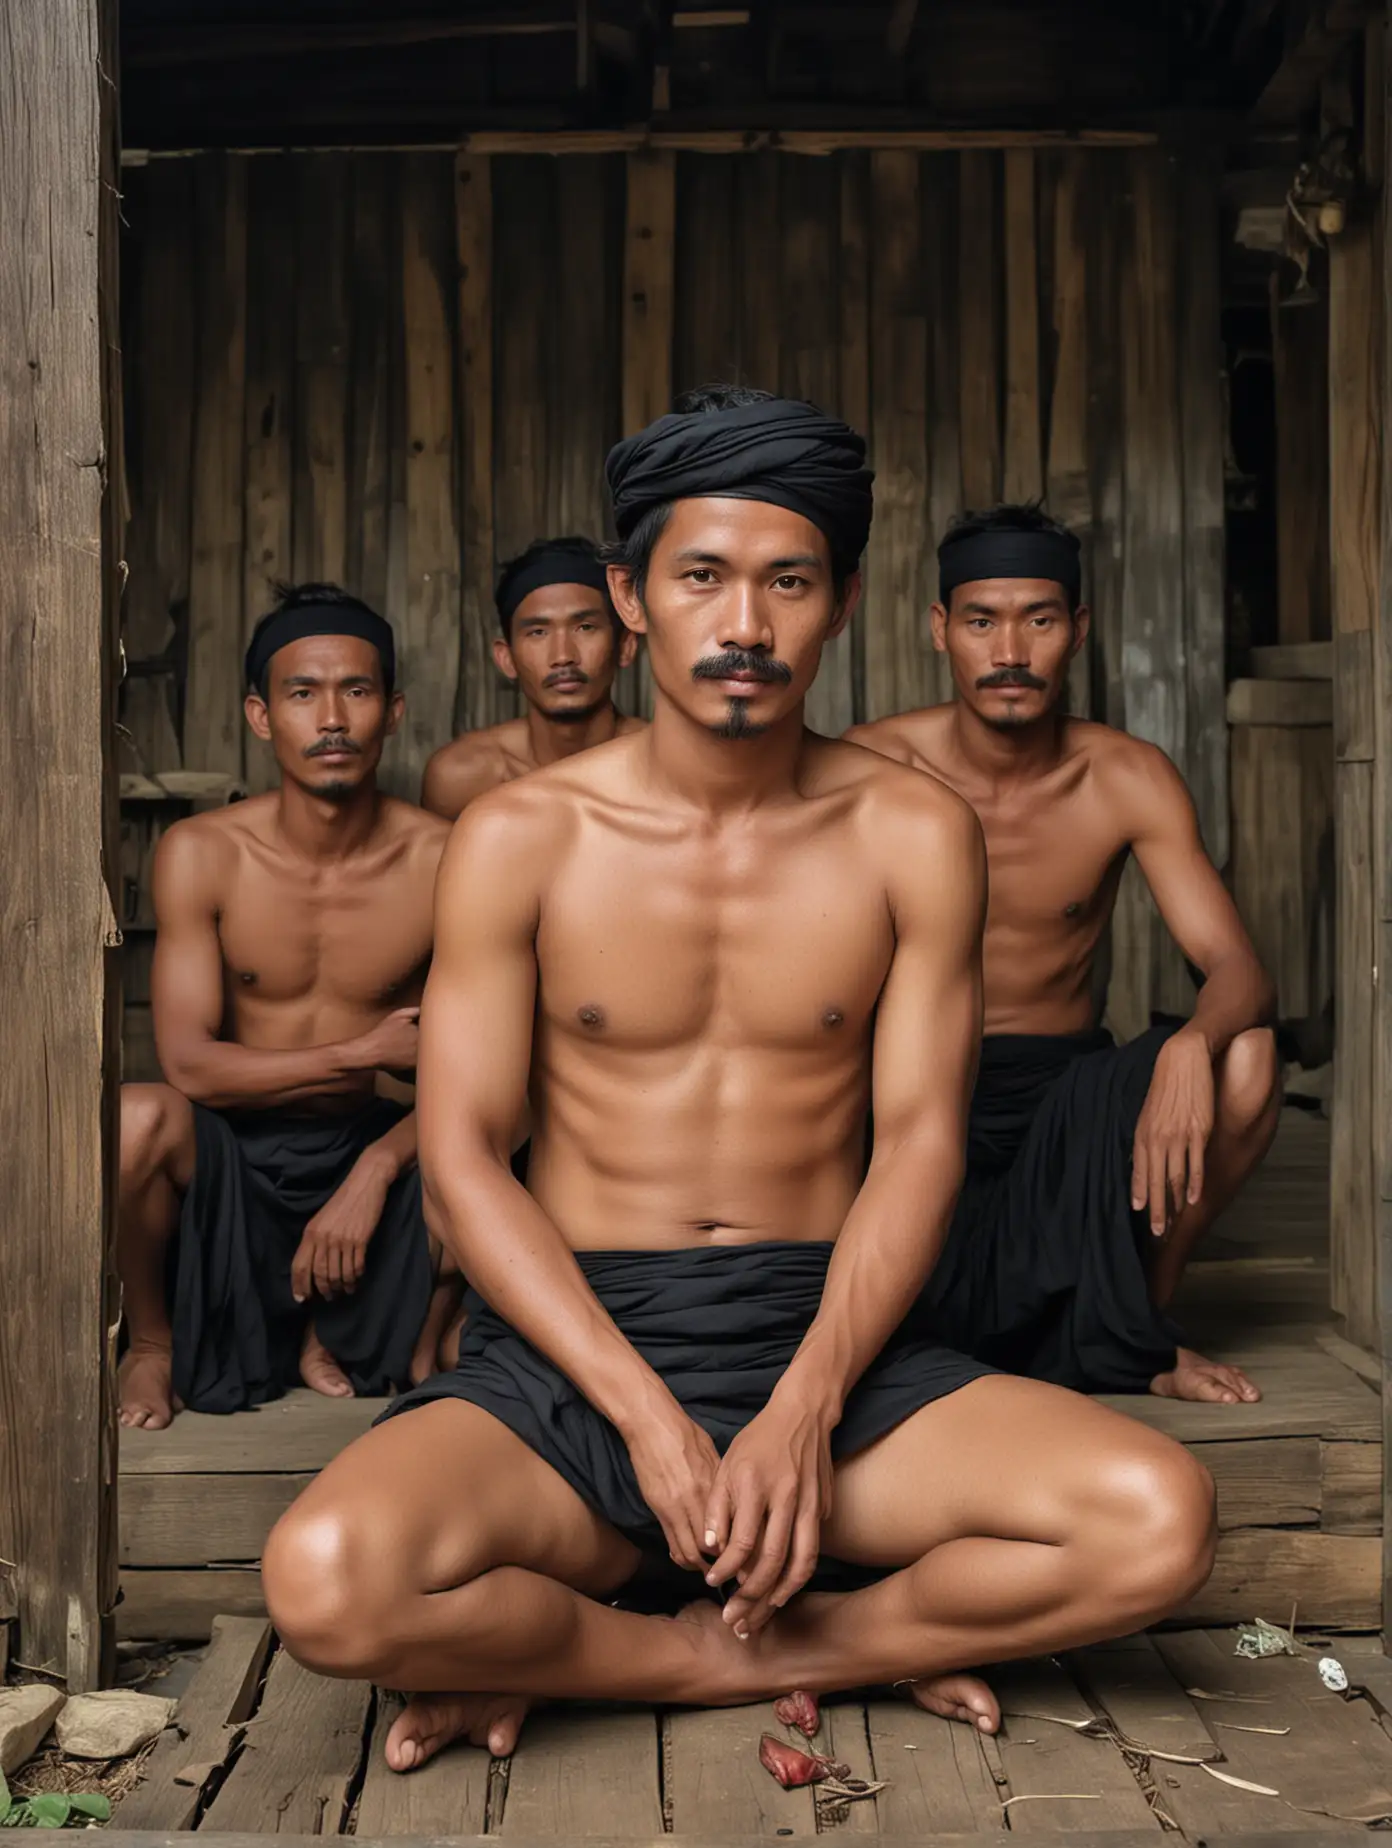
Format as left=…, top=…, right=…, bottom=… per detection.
left=380, top=1241, right=991, bottom=1551
left=919, top=1026, right=1182, bottom=1393
left=171, top=1100, right=434, bottom=1414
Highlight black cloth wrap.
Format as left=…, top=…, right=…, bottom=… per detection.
left=499, top=551, right=611, bottom=624
left=937, top=530, right=1082, bottom=604
left=244, top=604, right=396, bottom=694
left=606, top=398, right=874, bottom=565
left=915, top=1027, right=1182, bottom=1393
left=170, top=1100, right=433, bottom=1414
left=379, top=1240, right=990, bottom=1552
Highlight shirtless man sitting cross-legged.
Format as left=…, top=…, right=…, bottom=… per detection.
left=117, top=583, right=454, bottom=1429
left=421, top=535, right=646, bottom=822
left=263, top=389, right=1216, bottom=1773
left=850, top=503, right=1279, bottom=1406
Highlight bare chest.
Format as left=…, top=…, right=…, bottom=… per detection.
left=974, top=790, right=1126, bottom=939
left=217, top=876, right=431, bottom=1007
left=537, top=828, right=892, bottom=1052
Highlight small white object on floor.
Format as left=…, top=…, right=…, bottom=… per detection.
left=53, top=1689, right=174, bottom=1760
left=0, top=1685, right=66, bottom=1774
left=1318, top=1656, right=1349, bottom=1693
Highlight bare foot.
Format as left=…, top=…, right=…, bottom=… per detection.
left=118, top=1343, right=176, bottom=1429
left=385, top=1692, right=531, bottom=1772
left=1150, top=1347, right=1261, bottom=1404
left=300, top=1325, right=354, bottom=1398
left=904, top=1672, right=1000, bottom=1733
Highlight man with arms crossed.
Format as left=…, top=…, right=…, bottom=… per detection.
left=422, top=535, right=645, bottom=821
left=118, top=584, right=454, bottom=1429
left=850, top=504, right=1279, bottom=1405
left=264, top=393, right=1215, bottom=1770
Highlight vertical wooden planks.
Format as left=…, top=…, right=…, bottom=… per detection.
left=1329, top=205, right=1381, bottom=1350
left=241, top=155, right=295, bottom=795
left=455, top=152, right=497, bottom=734
left=674, top=155, right=739, bottom=390
left=185, top=153, right=248, bottom=777
left=1114, top=149, right=1187, bottom=1037
left=121, top=159, right=195, bottom=774
left=1272, top=276, right=1332, bottom=645
left=838, top=152, right=872, bottom=726
left=1046, top=152, right=1095, bottom=719
left=866, top=150, right=929, bottom=722
left=1002, top=149, right=1043, bottom=505
left=393, top=155, right=462, bottom=799
left=923, top=154, right=962, bottom=708
left=292, top=154, right=349, bottom=587
left=1178, top=153, right=1228, bottom=868
left=552, top=158, right=620, bottom=544
left=0, top=0, right=119, bottom=1687
left=736, top=151, right=781, bottom=391
left=1087, top=150, right=1128, bottom=740
left=347, top=155, right=395, bottom=623
left=621, top=148, right=675, bottom=717
left=782, top=156, right=852, bottom=735
left=957, top=151, right=1002, bottom=510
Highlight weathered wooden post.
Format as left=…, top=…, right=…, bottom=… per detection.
left=0, top=0, right=121, bottom=1688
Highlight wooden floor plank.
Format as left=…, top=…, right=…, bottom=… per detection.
left=113, top=1615, right=273, bottom=1830
left=1155, top=1631, right=1392, bottom=1827
left=21, top=1832, right=1351, bottom=1848
left=814, top=1700, right=879, bottom=1835
left=991, top=1656, right=1160, bottom=1832
left=200, top=1651, right=372, bottom=1834
left=665, top=1704, right=817, bottom=1836
left=1097, top=1346, right=1376, bottom=1443
left=119, top=1392, right=379, bottom=1476
left=865, top=1694, right=1002, bottom=1833
left=498, top=1709, right=663, bottom=1836
left=355, top=1693, right=490, bottom=1836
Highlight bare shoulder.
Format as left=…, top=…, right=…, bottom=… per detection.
left=617, top=712, right=649, bottom=735
left=1075, top=720, right=1194, bottom=825
left=377, top=794, right=452, bottom=864
left=421, top=722, right=525, bottom=816
left=843, top=703, right=954, bottom=771
left=816, top=736, right=982, bottom=856
left=442, top=756, right=584, bottom=881
left=152, top=797, right=272, bottom=904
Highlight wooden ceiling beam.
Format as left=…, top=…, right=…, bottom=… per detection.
left=124, top=7, right=583, bottom=71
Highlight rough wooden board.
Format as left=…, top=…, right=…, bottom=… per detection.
left=240, top=154, right=295, bottom=798
left=864, top=149, right=928, bottom=724
left=1098, top=1345, right=1378, bottom=1443
left=120, top=1472, right=314, bottom=1566
left=734, top=150, right=780, bottom=400
left=819, top=1700, right=880, bottom=1834
left=957, top=150, right=1002, bottom=509
left=184, top=151, right=248, bottom=778
left=24, top=1834, right=1355, bottom=1848
left=1330, top=761, right=1377, bottom=1349
left=1199, top=1437, right=1322, bottom=1530
left=1175, top=1530, right=1380, bottom=1629
left=666, top=1704, right=817, bottom=1836
left=454, top=152, right=497, bottom=735
left=1001, top=149, right=1042, bottom=505
left=1046, top=149, right=1094, bottom=721
left=346, top=155, right=395, bottom=634
left=1321, top=1440, right=1381, bottom=1533
left=499, top=1708, right=662, bottom=1836
left=1254, top=642, right=1336, bottom=680
left=621, top=147, right=675, bottom=721
left=836, top=151, right=871, bottom=726
left=119, top=1389, right=379, bottom=1475
left=1271, top=279, right=1331, bottom=648
left=673, top=154, right=738, bottom=390
left=202, top=1650, right=371, bottom=1833
left=1228, top=679, right=1335, bottom=726
left=114, top=1616, right=273, bottom=1831
left=922, top=155, right=960, bottom=711
left=1230, top=722, right=1329, bottom=1020
left=865, top=1695, right=1002, bottom=1833
left=1156, top=1631, right=1392, bottom=1826
left=356, top=1693, right=490, bottom=1836
left=117, top=1570, right=265, bottom=1642
left=1313, top=1328, right=1380, bottom=1387
left=291, top=152, right=349, bottom=587
left=991, top=1656, right=1159, bottom=1831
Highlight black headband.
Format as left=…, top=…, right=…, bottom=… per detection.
left=244, top=604, right=396, bottom=695
left=937, top=529, right=1082, bottom=605
left=606, top=398, right=874, bottom=566
left=498, top=550, right=611, bottom=626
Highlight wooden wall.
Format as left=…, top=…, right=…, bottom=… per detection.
left=119, top=143, right=1227, bottom=1042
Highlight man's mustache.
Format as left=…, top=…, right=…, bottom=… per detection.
left=544, top=668, right=591, bottom=687
left=304, top=735, right=363, bottom=758
left=692, top=650, right=794, bottom=685
left=976, top=667, right=1047, bottom=691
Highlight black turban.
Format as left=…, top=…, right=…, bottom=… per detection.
left=244, top=602, right=396, bottom=696
left=606, top=398, right=874, bottom=566
left=938, top=528, right=1082, bottom=606
left=497, top=547, right=611, bottom=627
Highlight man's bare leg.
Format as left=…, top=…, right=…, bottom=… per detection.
left=1148, top=1027, right=1281, bottom=1405
left=117, top=1084, right=196, bottom=1429
left=265, top=1378, right=1214, bottom=1762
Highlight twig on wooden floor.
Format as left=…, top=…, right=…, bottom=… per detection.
left=1001, top=1791, right=1102, bottom=1809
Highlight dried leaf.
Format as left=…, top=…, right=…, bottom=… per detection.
left=773, top=1690, right=820, bottom=1738
left=1000, top=1793, right=1102, bottom=1809
left=1200, top=1764, right=1279, bottom=1797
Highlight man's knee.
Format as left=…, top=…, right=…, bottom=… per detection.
left=1219, top=1027, right=1280, bottom=1134
left=1093, top=1441, right=1216, bottom=1626
left=120, top=1083, right=193, bottom=1189
left=262, top=1498, right=402, bottom=1679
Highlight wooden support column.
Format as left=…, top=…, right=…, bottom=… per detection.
left=1330, top=159, right=1381, bottom=1354
left=0, top=0, right=120, bottom=1688
left=621, top=148, right=675, bottom=717
left=455, top=153, right=496, bottom=736
left=1375, top=3, right=1392, bottom=1634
